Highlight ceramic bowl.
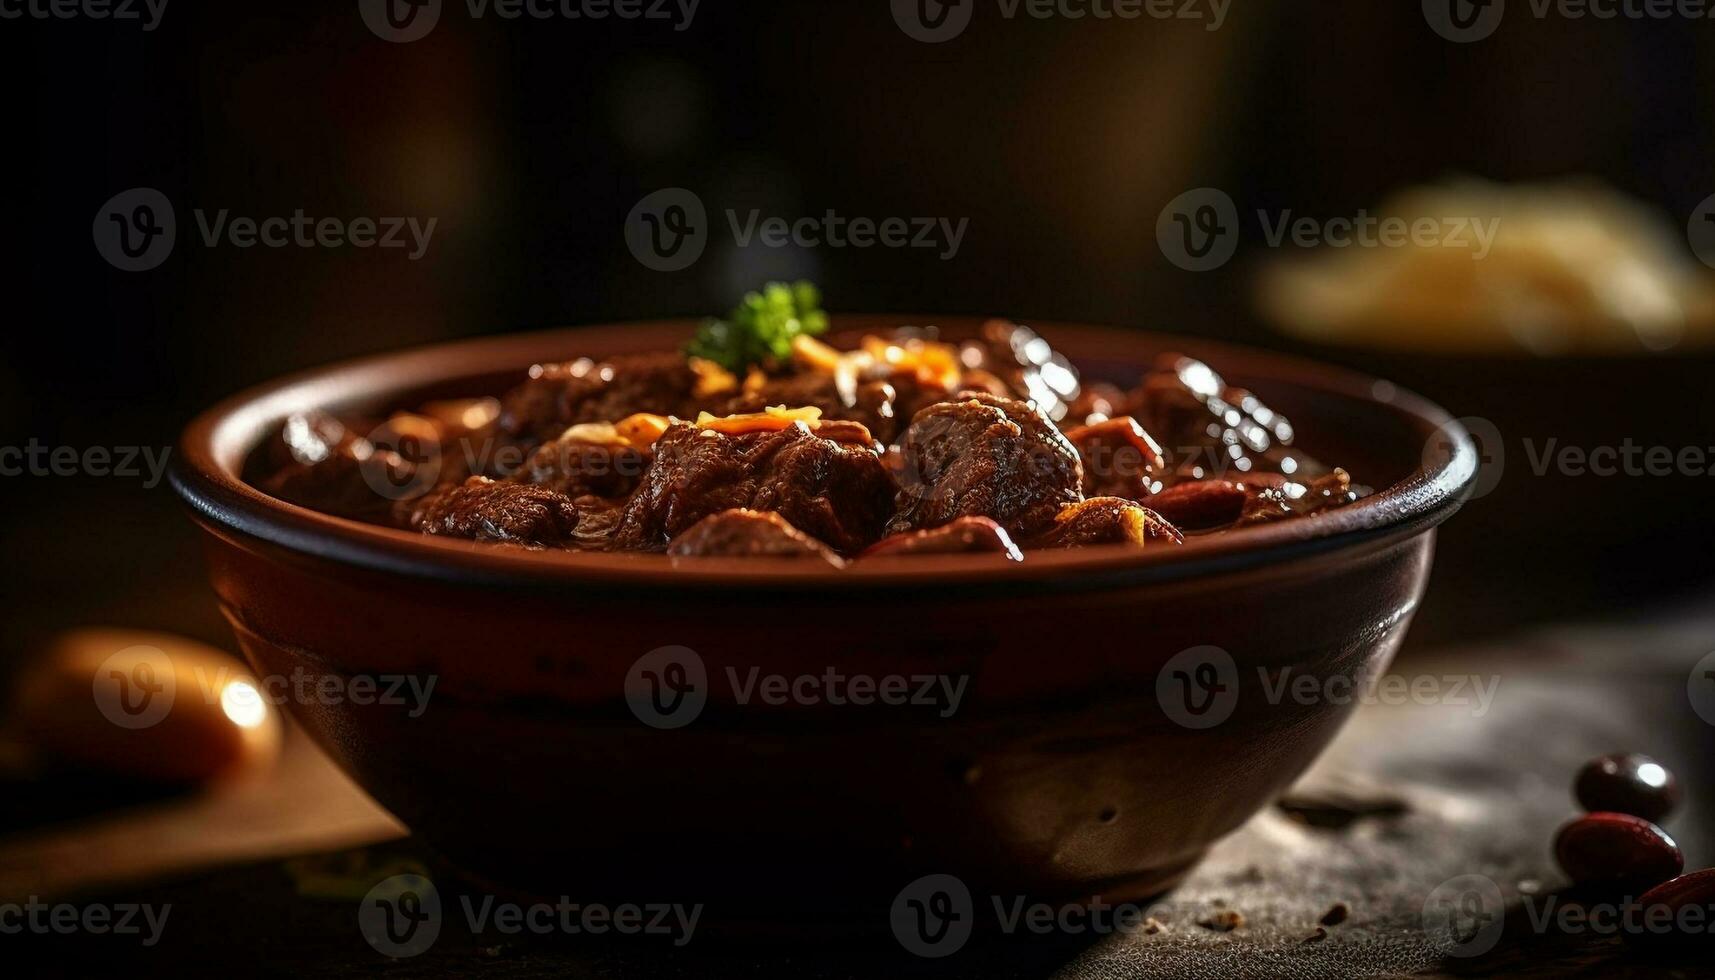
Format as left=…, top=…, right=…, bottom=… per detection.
left=171, top=317, right=1475, bottom=917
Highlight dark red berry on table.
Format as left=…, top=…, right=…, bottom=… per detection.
left=1625, top=869, right=1715, bottom=948
left=1575, top=754, right=1680, bottom=823
left=1554, top=813, right=1683, bottom=891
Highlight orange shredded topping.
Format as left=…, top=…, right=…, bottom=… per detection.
left=688, top=357, right=738, bottom=399
left=691, top=406, right=876, bottom=446
left=694, top=405, right=825, bottom=435
left=560, top=413, right=673, bottom=450
left=791, top=334, right=844, bottom=373
left=860, top=335, right=963, bottom=392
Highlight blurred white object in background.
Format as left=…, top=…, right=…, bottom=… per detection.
left=1260, top=178, right=1714, bottom=355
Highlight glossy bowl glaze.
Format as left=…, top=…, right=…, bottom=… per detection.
left=172, top=317, right=1475, bottom=918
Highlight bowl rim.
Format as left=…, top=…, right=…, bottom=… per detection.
left=171, top=316, right=1476, bottom=592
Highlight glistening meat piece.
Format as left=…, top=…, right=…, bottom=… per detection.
left=889, top=391, right=1084, bottom=539
left=961, top=320, right=1083, bottom=422
left=409, top=477, right=581, bottom=547
left=611, top=421, right=896, bottom=554
left=861, top=516, right=1022, bottom=560
left=511, top=434, right=651, bottom=501
left=1130, top=354, right=1314, bottom=483
left=258, top=411, right=417, bottom=523
left=1064, top=416, right=1169, bottom=501
left=498, top=352, right=703, bottom=446
left=1025, top=497, right=1183, bottom=549
left=666, top=509, right=843, bottom=564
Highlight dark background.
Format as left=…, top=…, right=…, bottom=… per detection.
left=8, top=0, right=1715, bottom=658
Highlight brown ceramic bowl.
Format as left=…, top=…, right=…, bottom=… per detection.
left=171, top=317, right=1475, bottom=919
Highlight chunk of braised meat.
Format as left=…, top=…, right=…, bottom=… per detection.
left=889, top=391, right=1084, bottom=539
left=498, top=352, right=702, bottom=446
left=1132, top=355, right=1319, bottom=483
left=1026, top=498, right=1183, bottom=549
left=1064, top=381, right=1128, bottom=428
left=612, top=422, right=896, bottom=554
left=409, top=477, right=581, bottom=547
left=667, top=509, right=843, bottom=565
left=861, top=516, right=1022, bottom=561
left=1064, top=416, right=1169, bottom=501
left=258, top=411, right=419, bottom=522
left=369, top=399, right=501, bottom=487
left=1140, top=471, right=1364, bottom=532
left=959, top=320, right=1082, bottom=422
left=568, top=496, right=625, bottom=551
left=511, top=436, right=650, bottom=500
left=1233, top=470, right=1363, bottom=527
left=1142, top=480, right=1249, bottom=531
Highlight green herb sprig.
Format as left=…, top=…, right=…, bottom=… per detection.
left=686, top=281, right=829, bottom=373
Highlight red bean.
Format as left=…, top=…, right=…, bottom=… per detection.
left=1575, top=754, right=1680, bottom=823
left=1626, top=869, right=1715, bottom=949
left=1554, top=813, right=1683, bottom=891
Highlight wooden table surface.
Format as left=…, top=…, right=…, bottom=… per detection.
left=5, top=602, right=1712, bottom=979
